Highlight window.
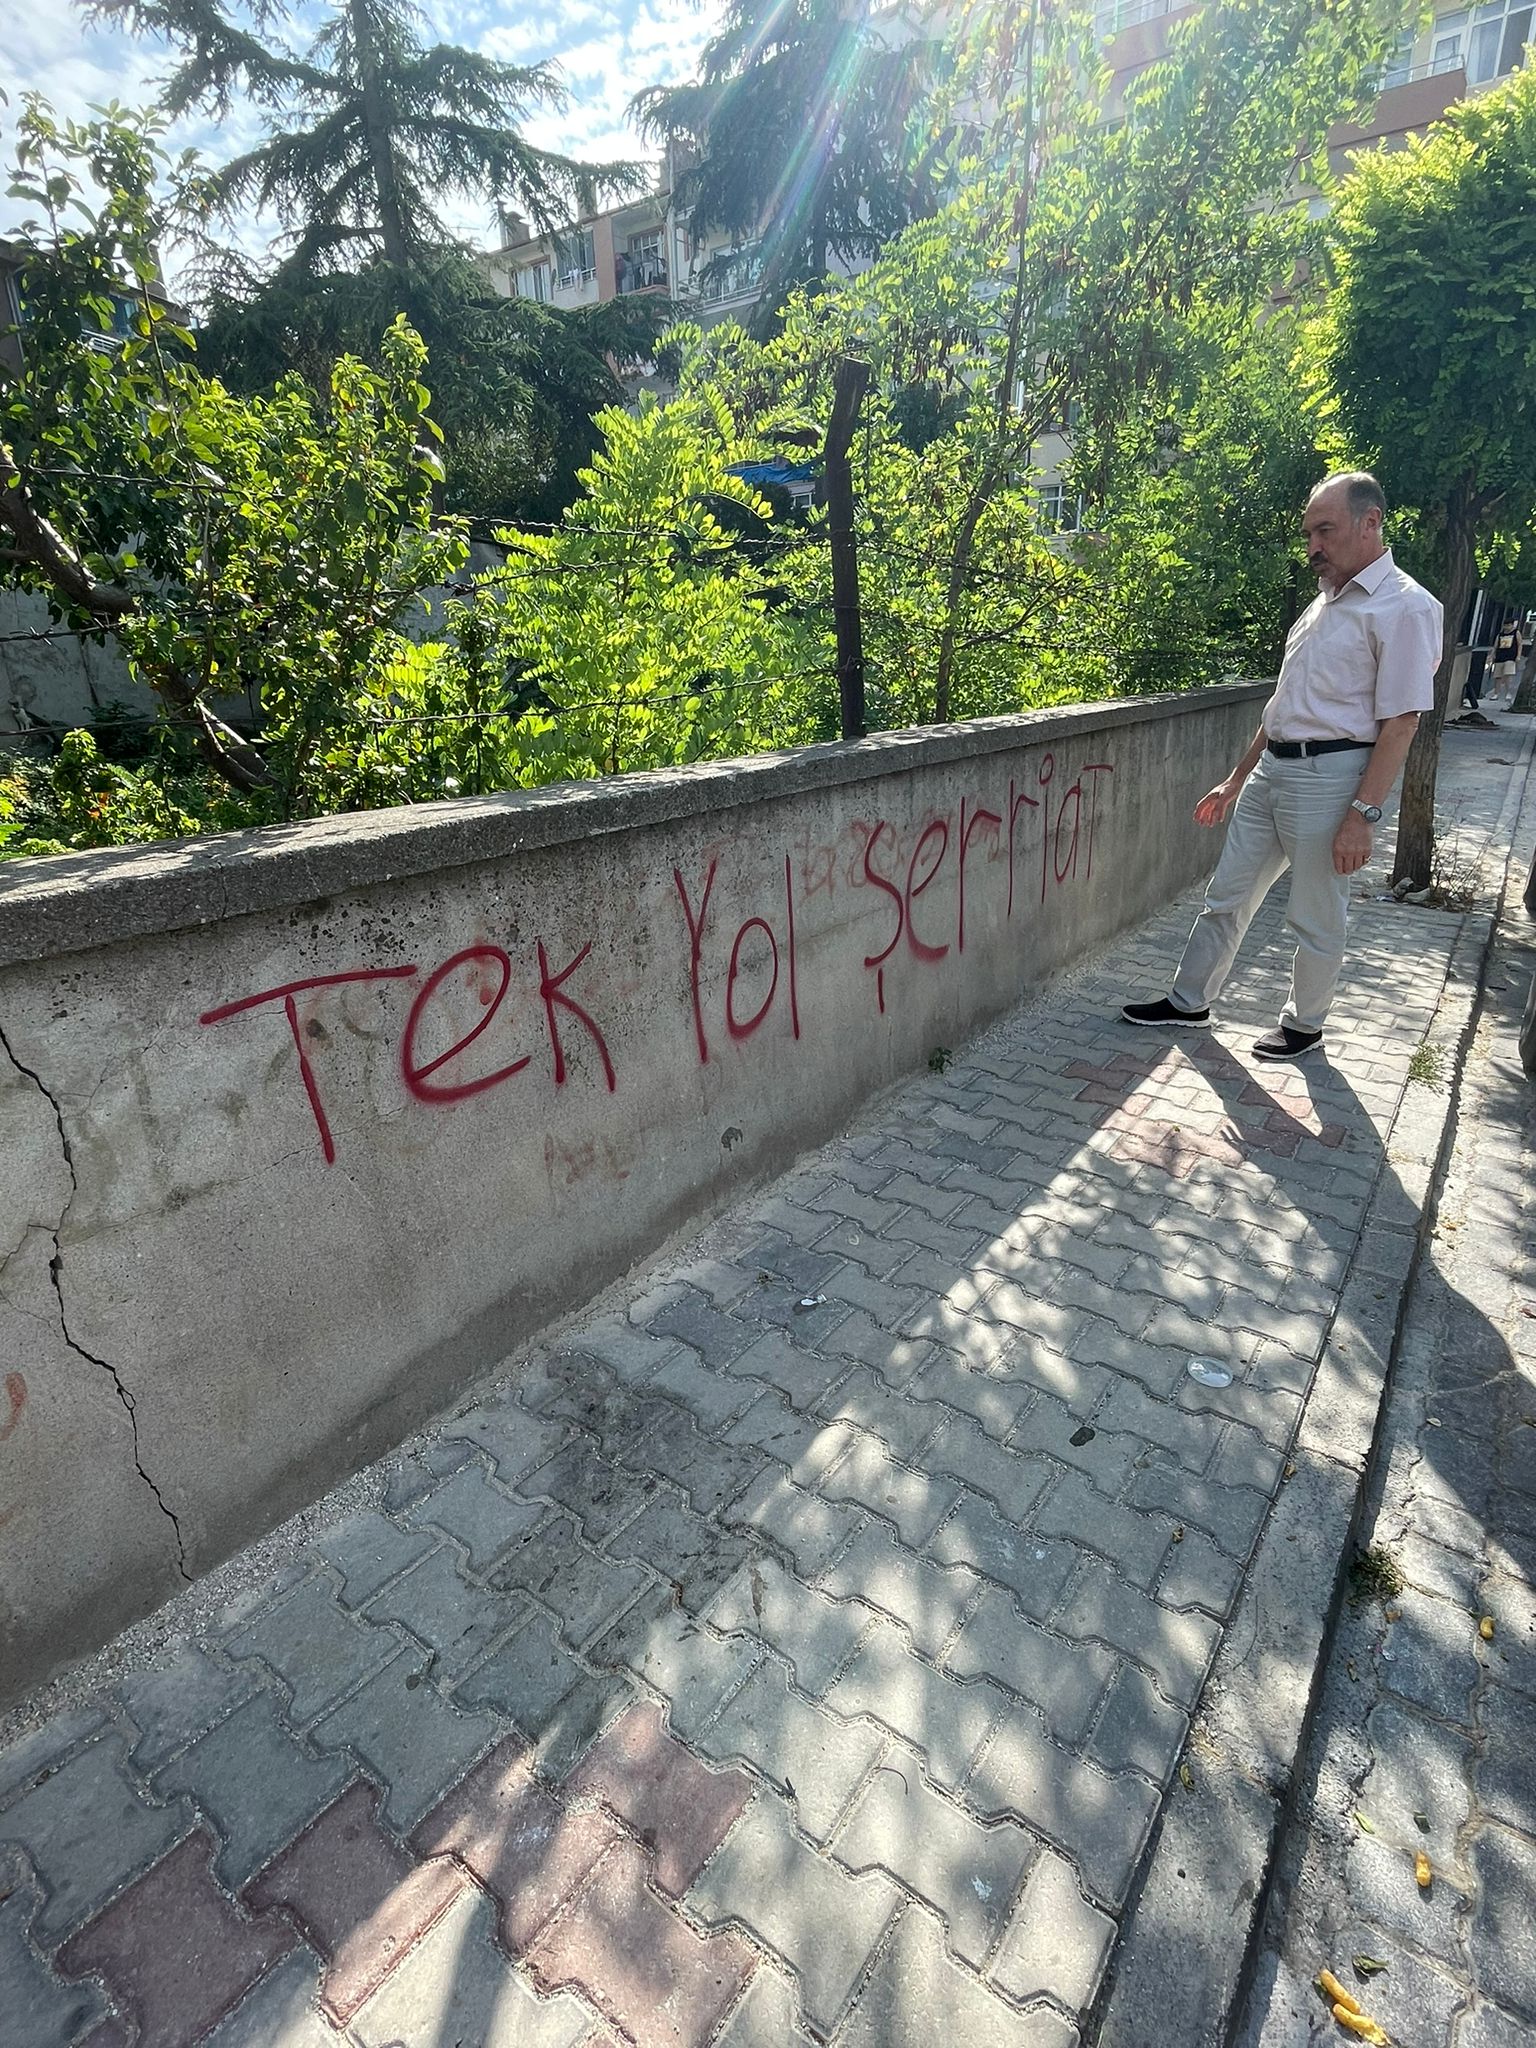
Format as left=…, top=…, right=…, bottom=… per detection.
left=557, top=228, right=595, bottom=288
left=1038, top=482, right=1084, bottom=534
left=1463, top=0, right=1533, bottom=81
left=517, top=261, right=551, bottom=303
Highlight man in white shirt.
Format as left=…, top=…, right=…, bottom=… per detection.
left=1123, top=472, right=1442, bottom=1061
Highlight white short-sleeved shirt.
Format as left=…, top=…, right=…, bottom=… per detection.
left=1263, top=550, right=1442, bottom=744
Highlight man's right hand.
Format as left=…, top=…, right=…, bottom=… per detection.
left=1193, top=780, right=1241, bottom=827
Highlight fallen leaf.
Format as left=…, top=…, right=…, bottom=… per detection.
left=1384, top=1607, right=1401, bottom=1623
left=1416, top=1850, right=1433, bottom=1889
left=1347, top=1658, right=1359, bottom=1682
left=1479, top=1615, right=1496, bottom=1641
left=1172, top=1525, right=1185, bottom=1544
left=1354, top=1811, right=1376, bottom=1834
left=1179, top=1763, right=1195, bottom=1791
left=1352, top=1956, right=1389, bottom=1978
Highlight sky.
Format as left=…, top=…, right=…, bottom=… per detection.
left=3, top=0, right=716, bottom=268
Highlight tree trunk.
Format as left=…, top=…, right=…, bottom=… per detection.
left=353, top=0, right=410, bottom=269
left=1390, top=495, right=1477, bottom=890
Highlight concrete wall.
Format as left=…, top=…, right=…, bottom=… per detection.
left=0, top=683, right=1266, bottom=1703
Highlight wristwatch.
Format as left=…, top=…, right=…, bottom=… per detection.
left=1350, top=799, right=1383, bottom=824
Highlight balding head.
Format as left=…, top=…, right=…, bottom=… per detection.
left=1303, top=472, right=1387, bottom=593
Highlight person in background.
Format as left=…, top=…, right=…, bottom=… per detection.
left=1121, top=472, right=1441, bottom=1062
left=1487, top=617, right=1520, bottom=710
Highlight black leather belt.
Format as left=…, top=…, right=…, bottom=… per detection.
left=1265, top=737, right=1374, bottom=758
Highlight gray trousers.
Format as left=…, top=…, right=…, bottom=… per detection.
left=1171, top=748, right=1373, bottom=1033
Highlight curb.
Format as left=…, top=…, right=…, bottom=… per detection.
left=1090, top=723, right=1536, bottom=2048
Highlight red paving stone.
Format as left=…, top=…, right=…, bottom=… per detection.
left=1107, top=1121, right=1246, bottom=1178
left=244, top=1779, right=467, bottom=2023
left=565, top=1702, right=753, bottom=1898
left=411, top=1734, right=619, bottom=1958
left=56, top=1830, right=294, bottom=2048
left=526, top=1840, right=756, bottom=2048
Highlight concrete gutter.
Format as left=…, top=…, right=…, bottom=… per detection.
left=0, top=684, right=1268, bottom=970
left=1092, top=720, right=1536, bottom=2047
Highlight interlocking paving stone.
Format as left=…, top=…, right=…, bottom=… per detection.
left=687, top=1793, right=899, bottom=2035
left=825, top=1621, right=1007, bottom=1793
left=492, top=1513, right=654, bottom=1649
left=308, top=1650, right=501, bottom=1831
left=1027, top=1472, right=1174, bottom=1591
left=646, top=1345, right=763, bottom=1431
left=929, top=1495, right=1080, bottom=1620
left=366, top=1546, right=532, bottom=1681
left=452, top=1609, right=595, bottom=1731
left=0, top=1707, right=108, bottom=1809
left=1127, top=1462, right=1272, bottom=1561
left=1, top=1735, right=190, bottom=1945
left=346, top=1886, right=592, bottom=2048
left=527, top=1838, right=757, bottom=2048
left=406, top=1462, right=548, bottom=1571
left=588, top=1597, right=762, bottom=1742
left=946, top=1588, right=1116, bottom=1746
left=991, top=1842, right=1117, bottom=2012
left=819, top=1522, right=980, bottom=1661
left=816, top=1433, right=961, bottom=1549
left=309, top=1508, right=438, bottom=1610
left=521, top=1438, right=661, bottom=1543
left=1053, top=1561, right=1221, bottom=1708
left=923, top=1418, right=1053, bottom=1523
left=199, top=1948, right=339, bottom=2046
left=725, top=1468, right=863, bottom=1578
left=154, top=1694, right=352, bottom=1891
left=443, top=1396, right=572, bottom=1487
left=56, top=1828, right=295, bottom=2048
left=649, top=1291, right=761, bottom=1367
left=905, top=1349, right=1038, bottom=1439
left=0, top=1879, right=109, bottom=2047
left=627, top=1407, right=769, bottom=1519
left=565, top=1701, right=753, bottom=1897
left=1085, top=1662, right=1189, bottom=1786
left=115, top=1643, right=257, bottom=1771
left=830, top=1762, right=1036, bottom=1966
left=243, top=1780, right=465, bottom=2023
left=701, top=1657, right=886, bottom=1843
left=604, top=1491, right=750, bottom=1611
left=222, top=1575, right=400, bottom=1722
left=838, top=1903, right=1081, bottom=2048
left=412, top=1734, right=619, bottom=1956
left=712, top=1960, right=815, bottom=2046
left=704, top=1555, right=874, bottom=1696
left=965, top=1708, right=1158, bottom=1909
left=821, top=1366, right=943, bottom=1461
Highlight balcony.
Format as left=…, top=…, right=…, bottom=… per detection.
left=617, top=255, right=669, bottom=294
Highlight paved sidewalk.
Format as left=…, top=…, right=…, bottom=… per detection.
left=1, top=730, right=1529, bottom=2048
left=1240, top=752, right=1536, bottom=2048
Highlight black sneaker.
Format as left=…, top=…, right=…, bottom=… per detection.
left=1253, top=1025, right=1323, bottom=1061
left=1121, top=996, right=1211, bottom=1027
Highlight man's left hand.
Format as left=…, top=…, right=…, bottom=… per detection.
left=1333, top=810, right=1374, bottom=875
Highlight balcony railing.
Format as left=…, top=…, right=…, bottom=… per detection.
left=1376, top=51, right=1466, bottom=90
left=1094, top=0, right=1175, bottom=41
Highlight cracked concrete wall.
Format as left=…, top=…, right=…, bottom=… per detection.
left=0, top=686, right=1266, bottom=1704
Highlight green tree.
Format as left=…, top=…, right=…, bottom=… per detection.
left=0, top=99, right=465, bottom=814
left=1311, top=64, right=1536, bottom=886
left=88, top=0, right=639, bottom=274
left=633, top=0, right=949, bottom=335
